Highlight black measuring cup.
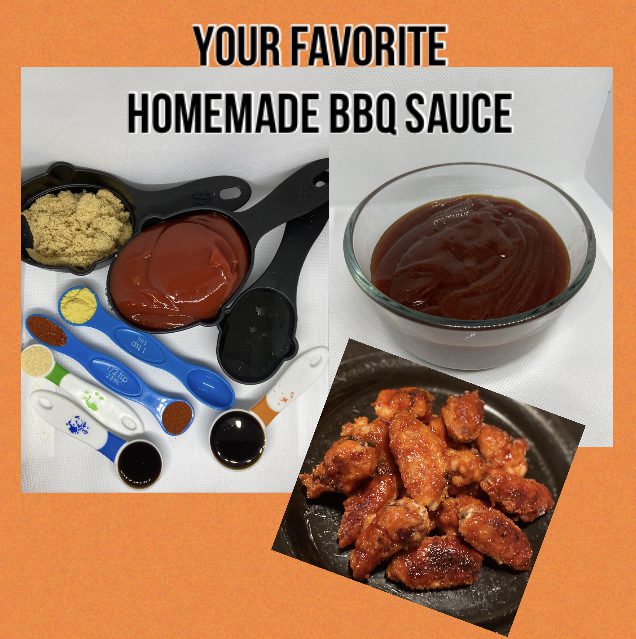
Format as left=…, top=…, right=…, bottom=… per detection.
left=105, top=158, right=329, bottom=333
left=216, top=203, right=329, bottom=384
left=21, top=161, right=252, bottom=275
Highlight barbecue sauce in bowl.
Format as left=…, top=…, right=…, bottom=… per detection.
left=371, top=195, right=570, bottom=321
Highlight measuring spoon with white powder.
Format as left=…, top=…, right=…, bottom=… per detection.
left=21, top=344, right=144, bottom=436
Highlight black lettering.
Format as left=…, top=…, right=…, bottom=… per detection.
left=192, top=25, right=214, bottom=66
left=427, top=93, right=449, bottom=133
left=428, top=26, right=447, bottom=65
left=290, top=25, right=310, bottom=65
left=405, top=92, right=427, bottom=133
left=128, top=92, right=149, bottom=133
left=494, top=92, right=513, bottom=133
left=330, top=93, right=350, bottom=132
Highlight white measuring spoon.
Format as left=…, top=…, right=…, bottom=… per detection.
left=30, top=390, right=162, bottom=490
left=22, top=344, right=144, bottom=435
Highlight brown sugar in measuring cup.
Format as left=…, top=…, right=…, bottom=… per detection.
left=27, top=315, right=68, bottom=347
left=161, top=400, right=193, bottom=435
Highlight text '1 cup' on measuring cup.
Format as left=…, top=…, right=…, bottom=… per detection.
left=209, top=347, right=328, bottom=469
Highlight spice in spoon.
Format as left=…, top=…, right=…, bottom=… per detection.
left=27, top=316, right=67, bottom=347
left=59, top=287, right=97, bottom=324
left=161, top=401, right=193, bottom=435
left=21, top=344, right=54, bottom=377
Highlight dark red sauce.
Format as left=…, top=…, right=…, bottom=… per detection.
left=109, top=213, right=249, bottom=330
left=371, top=195, right=570, bottom=320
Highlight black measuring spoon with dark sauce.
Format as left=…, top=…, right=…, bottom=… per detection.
left=216, top=203, right=328, bottom=384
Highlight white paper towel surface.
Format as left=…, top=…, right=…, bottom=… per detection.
left=21, top=68, right=329, bottom=492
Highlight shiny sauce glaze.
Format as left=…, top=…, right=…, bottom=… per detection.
left=371, top=195, right=570, bottom=320
left=109, top=213, right=250, bottom=330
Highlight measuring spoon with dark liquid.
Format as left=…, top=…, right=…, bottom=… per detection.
left=31, top=390, right=163, bottom=490
left=209, top=347, right=328, bottom=469
left=216, top=204, right=328, bottom=384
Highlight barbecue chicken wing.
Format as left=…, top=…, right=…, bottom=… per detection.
left=476, top=424, right=528, bottom=476
left=349, top=497, right=431, bottom=580
left=480, top=468, right=554, bottom=523
left=387, top=534, right=483, bottom=590
left=389, top=412, right=448, bottom=510
left=373, top=387, right=434, bottom=423
left=441, top=390, right=484, bottom=443
left=458, top=503, right=532, bottom=571
left=338, top=472, right=400, bottom=548
left=300, top=436, right=378, bottom=499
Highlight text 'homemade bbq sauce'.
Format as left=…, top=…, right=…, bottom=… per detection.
left=109, top=213, right=250, bottom=330
left=371, top=195, right=571, bottom=321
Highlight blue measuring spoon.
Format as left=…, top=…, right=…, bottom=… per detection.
left=25, top=313, right=194, bottom=435
left=57, top=286, right=235, bottom=410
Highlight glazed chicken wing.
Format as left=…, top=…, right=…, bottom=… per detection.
left=340, top=416, right=395, bottom=472
left=338, top=472, right=400, bottom=548
left=428, top=414, right=448, bottom=444
left=480, top=468, right=554, bottom=522
left=476, top=424, right=528, bottom=476
left=441, top=391, right=484, bottom=443
left=389, top=412, right=448, bottom=510
left=387, top=534, right=483, bottom=590
left=434, top=495, right=487, bottom=534
left=447, top=446, right=486, bottom=489
left=349, top=497, right=431, bottom=580
left=458, top=503, right=532, bottom=571
left=300, top=436, right=378, bottom=499
left=373, top=387, right=434, bottom=423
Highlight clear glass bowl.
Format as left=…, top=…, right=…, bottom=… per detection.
left=343, top=163, right=596, bottom=370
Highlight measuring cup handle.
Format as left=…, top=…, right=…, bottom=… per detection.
left=254, top=203, right=329, bottom=302
left=132, top=175, right=252, bottom=231
left=251, top=347, right=328, bottom=422
left=237, top=159, right=329, bottom=242
left=30, top=390, right=127, bottom=461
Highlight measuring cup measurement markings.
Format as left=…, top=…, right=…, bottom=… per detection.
left=106, top=159, right=329, bottom=332
left=31, top=390, right=162, bottom=490
left=209, top=347, right=328, bottom=469
left=217, top=203, right=329, bottom=384
left=21, top=162, right=252, bottom=275
left=21, top=344, right=144, bottom=436
left=25, top=314, right=194, bottom=436
left=58, top=286, right=235, bottom=410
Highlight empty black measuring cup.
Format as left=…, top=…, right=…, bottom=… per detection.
left=21, top=161, right=252, bottom=275
left=216, top=203, right=329, bottom=384
left=106, top=158, right=329, bottom=332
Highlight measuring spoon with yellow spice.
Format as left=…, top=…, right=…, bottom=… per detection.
left=21, top=344, right=144, bottom=435
left=58, top=286, right=235, bottom=410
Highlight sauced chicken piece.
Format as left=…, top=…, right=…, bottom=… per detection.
left=387, top=534, right=483, bottom=590
left=373, top=387, right=434, bottom=423
left=428, top=414, right=448, bottom=444
left=447, top=446, right=486, bottom=489
left=340, top=416, right=395, bottom=472
left=441, top=391, right=484, bottom=444
left=480, top=468, right=554, bottom=523
left=458, top=504, right=533, bottom=571
left=389, top=412, right=448, bottom=510
left=338, top=472, right=400, bottom=548
left=349, top=497, right=431, bottom=580
left=433, top=495, right=487, bottom=534
left=476, top=424, right=528, bottom=477
left=300, top=436, right=378, bottom=499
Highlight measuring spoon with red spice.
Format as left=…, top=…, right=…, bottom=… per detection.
left=25, top=314, right=194, bottom=436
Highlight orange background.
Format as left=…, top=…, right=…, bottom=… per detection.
left=2, top=1, right=634, bottom=637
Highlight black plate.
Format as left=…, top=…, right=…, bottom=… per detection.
left=273, top=340, right=585, bottom=636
